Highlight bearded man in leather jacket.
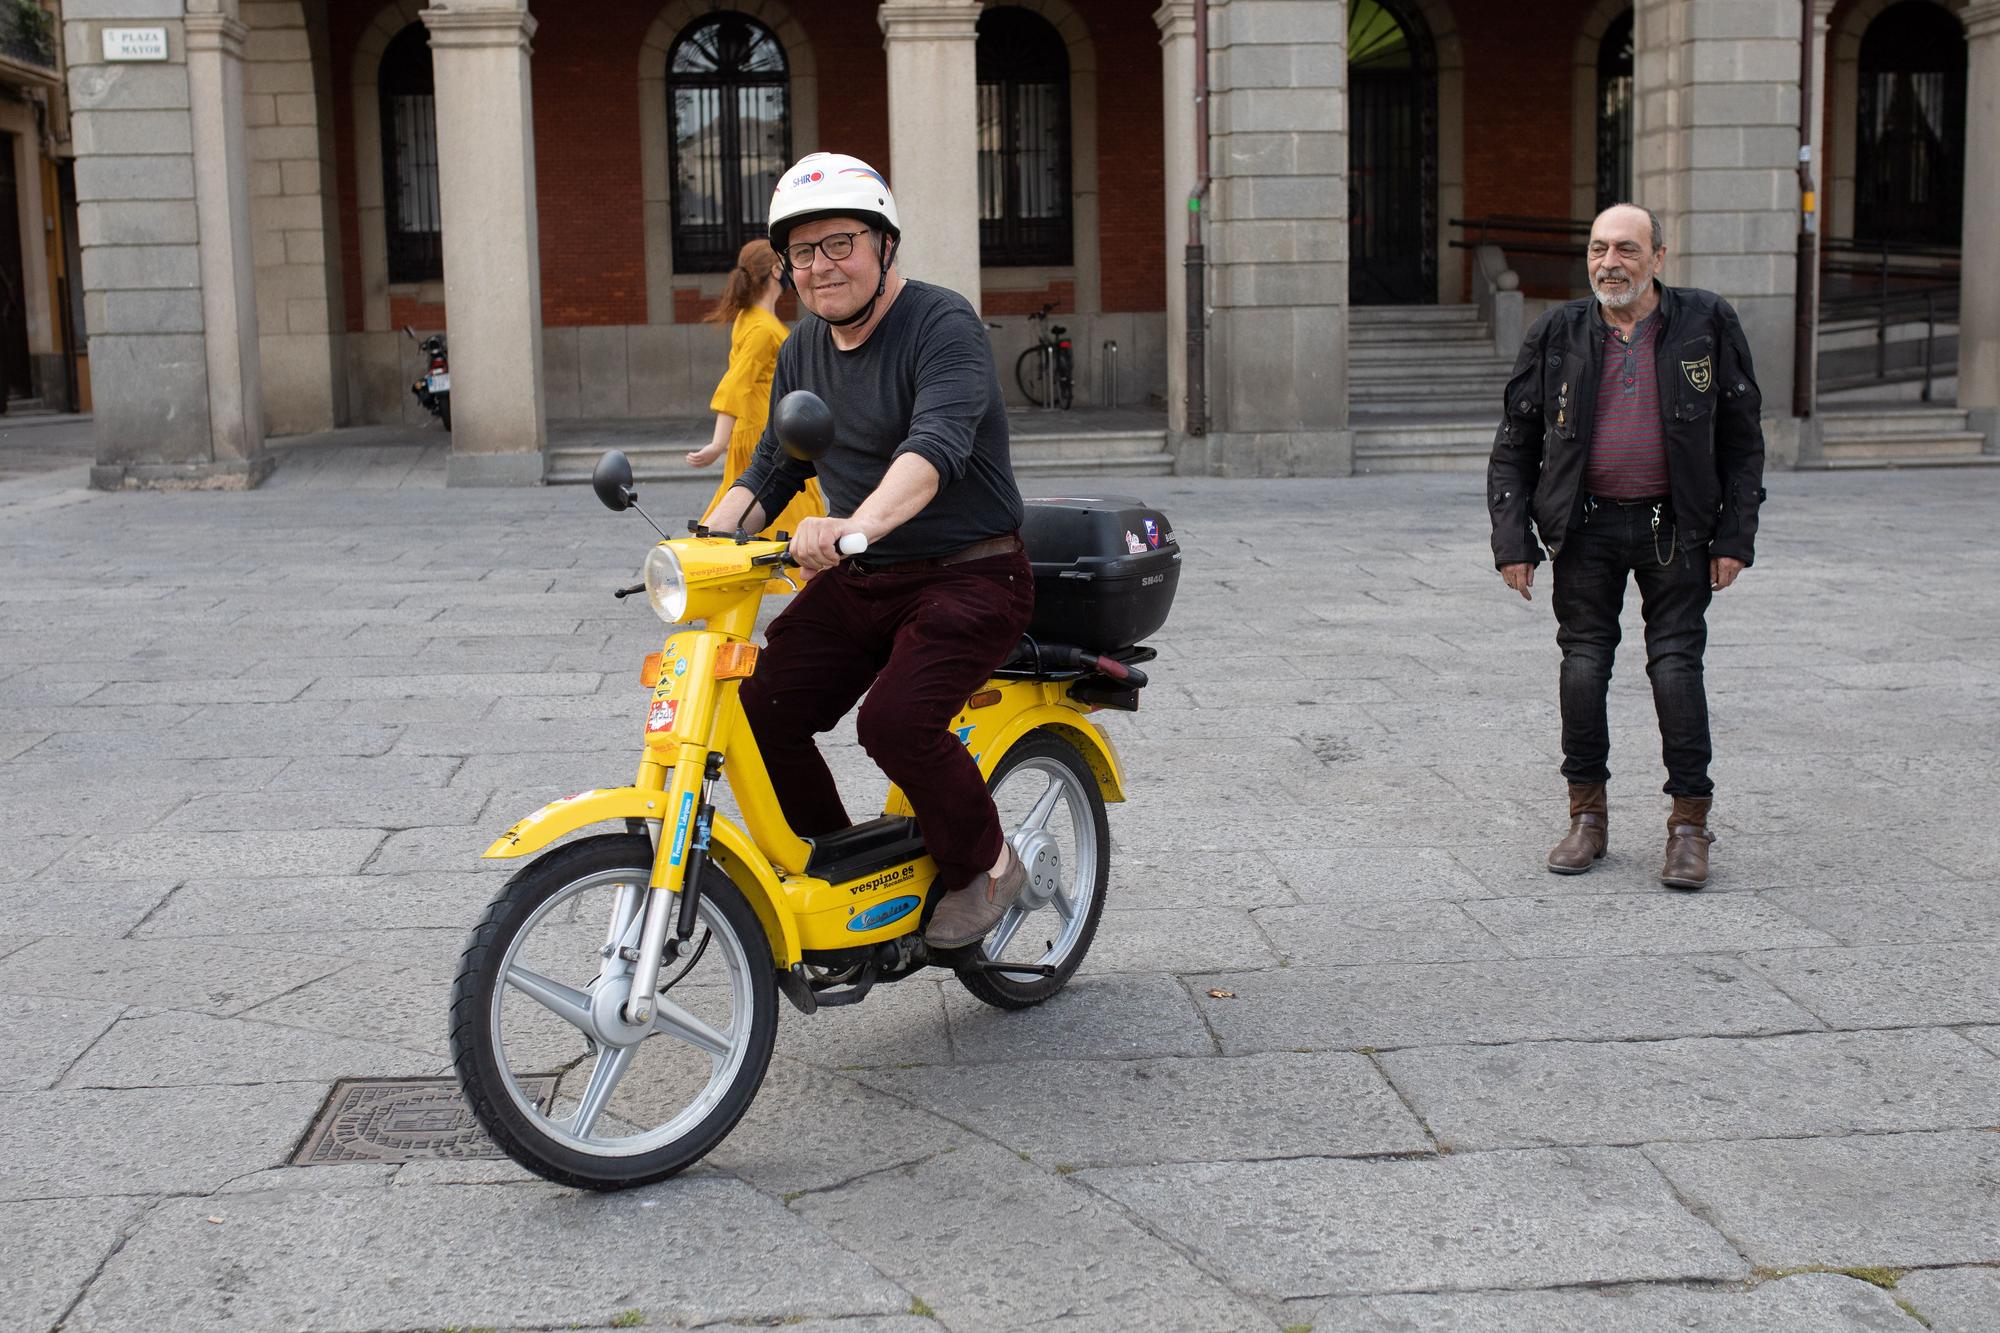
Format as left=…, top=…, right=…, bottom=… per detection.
left=1487, top=203, right=1766, bottom=891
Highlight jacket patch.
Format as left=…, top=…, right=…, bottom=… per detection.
left=1680, top=356, right=1713, bottom=394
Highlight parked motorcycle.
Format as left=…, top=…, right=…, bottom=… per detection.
left=404, top=325, right=450, bottom=430
left=450, top=390, right=1180, bottom=1190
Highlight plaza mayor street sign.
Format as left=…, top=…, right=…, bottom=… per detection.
left=101, top=27, right=169, bottom=62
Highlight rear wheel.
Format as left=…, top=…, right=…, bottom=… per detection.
left=956, top=730, right=1110, bottom=1009
left=1015, top=345, right=1049, bottom=406
left=450, top=834, right=777, bottom=1190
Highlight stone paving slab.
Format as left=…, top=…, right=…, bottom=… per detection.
left=1763, top=880, right=2000, bottom=945
left=0, top=936, right=349, bottom=1015
left=1896, top=1267, right=2000, bottom=1333
left=134, top=870, right=501, bottom=936
left=1380, top=1029, right=2000, bottom=1150
left=791, top=1139, right=1282, bottom=1330
left=0, top=1197, right=144, bottom=1333
left=942, top=973, right=1214, bottom=1063
left=858, top=1050, right=1431, bottom=1168
left=53, top=827, right=388, bottom=880
left=1188, top=955, right=1822, bottom=1054
left=1459, top=893, right=1840, bottom=956
left=155, top=785, right=489, bottom=831
left=1294, top=1273, right=1918, bottom=1332
left=1264, top=845, right=1495, bottom=903
left=1251, top=899, right=1511, bottom=964
left=0, top=1083, right=332, bottom=1200
left=0, top=995, right=118, bottom=1092
left=0, top=876, right=175, bottom=939
left=1079, top=1148, right=1750, bottom=1297
left=1079, top=905, right=1281, bottom=973
left=70, top=1180, right=912, bottom=1331
left=1647, top=1129, right=2000, bottom=1268
left=1746, top=943, right=2000, bottom=1028
left=57, top=1009, right=441, bottom=1089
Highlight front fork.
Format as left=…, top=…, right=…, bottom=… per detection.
left=624, top=749, right=723, bottom=1026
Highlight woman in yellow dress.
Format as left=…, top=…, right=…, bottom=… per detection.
left=686, top=239, right=824, bottom=535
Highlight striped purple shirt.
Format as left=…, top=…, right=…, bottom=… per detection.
left=1584, top=310, right=1669, bottom=500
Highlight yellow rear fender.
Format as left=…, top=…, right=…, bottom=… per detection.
left=882, top=700, right=1126, bottom=815
left=484, top=789, right=800, bottom=967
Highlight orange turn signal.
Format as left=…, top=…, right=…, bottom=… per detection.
left=967, top=689, right=1002, bottom=709
left=714, top=643, right=760, bottom=680
left=639, top=652, right=664, bottom=686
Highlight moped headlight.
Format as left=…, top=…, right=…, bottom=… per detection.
left=642, top=544, right=687, bottom=623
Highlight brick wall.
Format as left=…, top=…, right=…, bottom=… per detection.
left=329, top=0, right=1163, bottom=334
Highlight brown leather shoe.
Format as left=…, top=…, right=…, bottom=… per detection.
left=925, top=846, right=1028, bottom=949
left=1547, top=781, right=1608, bottom=874
left=1661, top=796, right=1715, bottom=890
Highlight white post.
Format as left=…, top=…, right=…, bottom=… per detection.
left=878, top=0, right=982, bottom=308
left=422, top=0, right=547, bottom=485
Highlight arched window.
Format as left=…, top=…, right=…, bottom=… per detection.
left=1347, top=0, right=1436, bottom=305
left=1595, top=9, right=1633, bottom=213
left=669, top=13, right=791, bottom=274
left=379, top=23, right=441, bottom=284
left=976, top=7, right=1071, bottom=267
left=1856, top=0, right=1965, bottom=245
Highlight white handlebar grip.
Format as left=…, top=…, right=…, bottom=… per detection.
left=835, top=532, right=869, bottom=557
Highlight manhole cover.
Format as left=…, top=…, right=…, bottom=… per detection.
left=293, top=1076, right=555, bottom=1165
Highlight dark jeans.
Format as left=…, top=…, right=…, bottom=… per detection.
left=1551, top=497, right=1714, bottom=797
left=739, top=549, right=1035, bottom=890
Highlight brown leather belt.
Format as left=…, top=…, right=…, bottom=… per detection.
left=849, top=532, right=1022, bottom=574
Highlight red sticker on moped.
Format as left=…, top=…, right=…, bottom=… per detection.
left=647, top=698, right=678, bottom=733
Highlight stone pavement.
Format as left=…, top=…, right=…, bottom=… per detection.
left=1, top=434, right=1997, bottom=1332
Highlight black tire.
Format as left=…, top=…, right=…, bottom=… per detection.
left=1015, top=345, right=1049, bottom=405
left=957, top=729, right=1110, bottom=1010
left=450, top=834, right=778, bottom=1190
left=438, top=393, right=451, bottom=431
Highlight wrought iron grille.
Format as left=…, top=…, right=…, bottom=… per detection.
left=1347, top=0, right=1436, bottom=305
left=1595, top=10, right=1633, bottom=213
left=1856, top=0, right=1965, bottom=247
left=379, top=24, right=442, bottom=285
left=976, top=8, right=1072, bottom=268
left=669, top=14, right=791, bottom=274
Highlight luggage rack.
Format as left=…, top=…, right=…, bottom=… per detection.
left=993, top=639, right=1156, bottom=683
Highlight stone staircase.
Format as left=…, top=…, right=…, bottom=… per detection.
left=543, top=409, right=1173, bottom=485
left=1350, top=305, right=1510, bottom=473
left=1814, top=404, right=1997, bottom=470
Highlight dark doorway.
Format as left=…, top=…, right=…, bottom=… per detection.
left=1596, top=9, right=1634, bottom=213
left=1856, top=0, right=1965, bottom=246
left=0, top=133, right=32, bottom=404
left=1348, top=0, right=1437, bottom=305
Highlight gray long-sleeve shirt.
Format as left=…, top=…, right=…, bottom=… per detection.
left=734, top=280, right=1023, bottom=561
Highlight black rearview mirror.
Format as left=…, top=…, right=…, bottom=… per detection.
left=592, top=450, right=636, bottom=512
left=775, top=390, right=836, bottom=462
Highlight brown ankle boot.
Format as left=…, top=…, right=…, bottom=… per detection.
left=1547, top=782, right=1608, bottom=874
left=1661, top=796, right=1715, bottom=890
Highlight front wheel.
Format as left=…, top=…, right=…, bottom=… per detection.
left=1015, top=345, right=1050, bottom=406
left=957, top=729, right=1110, bottom=1009
left=450, top=834, right=777, bottom=1190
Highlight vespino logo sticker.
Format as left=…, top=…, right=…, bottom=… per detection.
left=848, top=896, right=920, bottom=932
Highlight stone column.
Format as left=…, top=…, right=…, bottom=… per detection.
left=1960, top=1, right=2000, bottom=447
left=1196, top=0, right=1350, bottom=477
left=422, top=0, right=545, bottom=485
left=1633, top=0, right=1801, bottom=459
left=70, top=0, right=271, bottom=489
left=878, top=0, right=981, bottom=308
left=1155, top=2, right=1196, bottom=438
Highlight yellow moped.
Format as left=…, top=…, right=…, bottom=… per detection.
left=450, top=393, right=1178, bottom=1189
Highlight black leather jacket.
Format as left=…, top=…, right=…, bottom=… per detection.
left=1487, top=283, right=1766, bottom=568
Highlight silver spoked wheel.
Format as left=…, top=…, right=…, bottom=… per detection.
left=960, top=730, right=1110, bottom=1009
left=452, top=835, right=777, bottom=1188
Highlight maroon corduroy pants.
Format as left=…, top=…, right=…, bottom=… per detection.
left=739, top=549, right=1034, bottom=889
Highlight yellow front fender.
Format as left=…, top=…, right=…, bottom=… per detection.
left=484, top=788, right=800, bottom=966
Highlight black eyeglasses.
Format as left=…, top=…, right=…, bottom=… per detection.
left=783, top=231, right=868, bottom=270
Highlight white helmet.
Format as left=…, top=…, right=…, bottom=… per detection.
left=768, top=152, right=901, bottom=252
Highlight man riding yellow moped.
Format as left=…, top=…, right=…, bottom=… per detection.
left=450, top=154, right=1179, bottom=1189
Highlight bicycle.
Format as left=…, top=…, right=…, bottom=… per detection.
left=1014, top=302, right=1074, bottom=409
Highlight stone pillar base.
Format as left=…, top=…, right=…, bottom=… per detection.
left=91, top=455, right=277, bottom=492
left=447, top=452, right=548, bottom=487
left=1968, top=406, right=1999, bottom=455
left=1170, top=429, right=1354, bottom=479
